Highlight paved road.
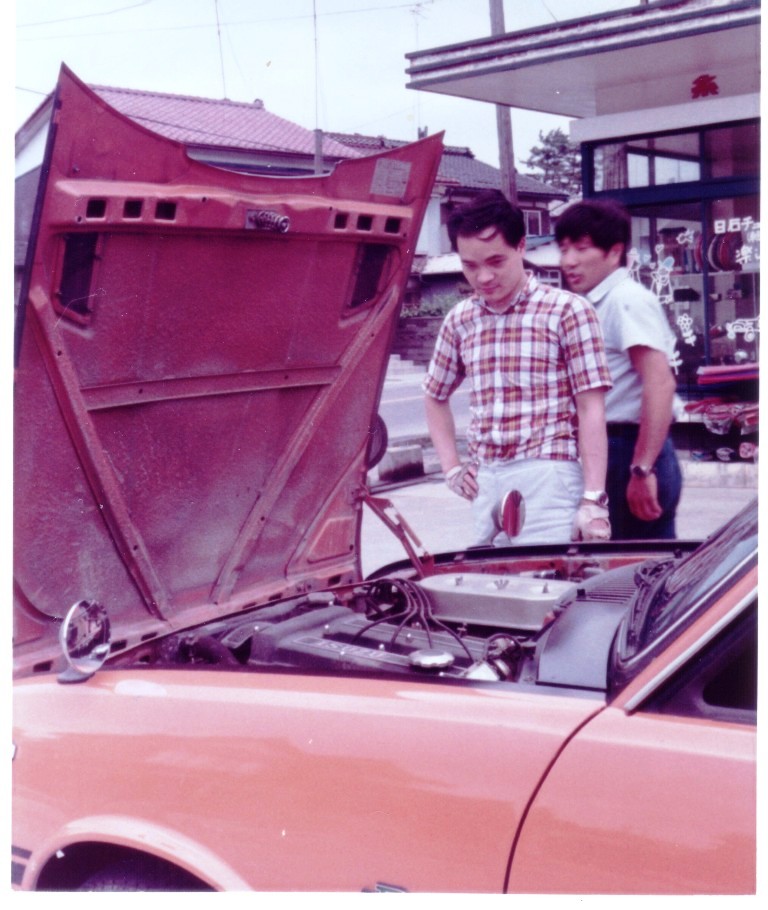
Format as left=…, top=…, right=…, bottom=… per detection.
left=379, top=367, right=470, bottom=442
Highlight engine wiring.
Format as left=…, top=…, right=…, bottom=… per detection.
left=350, top=578, right=475, bottom=662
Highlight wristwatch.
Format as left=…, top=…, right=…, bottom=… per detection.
left=582, top=490, right=609, bottom=507
left=630, top=464, right=655, bottom=478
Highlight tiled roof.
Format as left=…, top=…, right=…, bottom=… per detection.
left=91, top=85, right=359, bottom=159
left=440, top=150, right=567, bottom=197
left=328, top=131, right=569, bottom=199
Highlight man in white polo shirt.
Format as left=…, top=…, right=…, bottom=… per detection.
left=556, top=199, right=682, bottom=539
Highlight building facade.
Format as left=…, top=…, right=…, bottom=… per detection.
left=406, top=0, right=760, bottom=399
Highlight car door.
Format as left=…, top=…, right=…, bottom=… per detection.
left=506, top=596, right=756, bottom=894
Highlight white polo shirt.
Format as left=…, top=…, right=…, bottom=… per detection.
left=586, top=268, right=680, bottom=423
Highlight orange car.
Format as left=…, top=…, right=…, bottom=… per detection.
left=13, top=67, right=756, bottom=894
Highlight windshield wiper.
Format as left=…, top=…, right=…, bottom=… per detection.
left=625, top=558, right=678, bottom=650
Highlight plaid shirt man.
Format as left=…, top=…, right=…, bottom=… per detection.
left=423, top=273, right=611, bottom=465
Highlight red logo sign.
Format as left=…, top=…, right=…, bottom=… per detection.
left=691, top=74, right=719, bottom=99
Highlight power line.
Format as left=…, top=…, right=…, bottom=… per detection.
left=17, top=1, right=429, bottom=34
left=214, top=0, right=227, bottom=98
left=16, top=86, right=50, bottom=97
left=17, top=0, right=153, bottom=29
left=540, top=1, right=559, bottom=22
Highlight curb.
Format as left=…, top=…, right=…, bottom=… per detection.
left=376, top=444, right=425, bottom=483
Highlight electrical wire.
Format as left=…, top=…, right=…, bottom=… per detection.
left=214, top=0, right=227, bottom=98
left=351, top=579, right=474, bottom=662
left=17, top=1, right=153, bottom=29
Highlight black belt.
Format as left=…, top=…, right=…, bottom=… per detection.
left=607, top=423, right=638, bottom=437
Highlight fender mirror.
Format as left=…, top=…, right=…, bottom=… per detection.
left=58, top=600, right=111, bottom=684
left=494, top=489, right=525, bottom=539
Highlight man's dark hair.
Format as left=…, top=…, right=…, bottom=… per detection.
left=447, top=189, right=526, bottom=251
left=555, top=199, right=631, bottom=265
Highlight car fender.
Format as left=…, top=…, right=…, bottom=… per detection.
left=14, top=670, right=604, bottom=892
left=17, top=813, right=249, bottom=891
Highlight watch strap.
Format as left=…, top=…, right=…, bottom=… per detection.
left=582, top=490, right=609, bottom=507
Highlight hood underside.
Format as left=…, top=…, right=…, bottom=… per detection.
left=14, top=66, right=442, bottom=668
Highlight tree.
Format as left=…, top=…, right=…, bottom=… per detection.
left=522, top=128, right=581, bottom=198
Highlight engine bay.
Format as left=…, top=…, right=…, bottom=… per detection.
left=119, top=557, right=651, bottom=688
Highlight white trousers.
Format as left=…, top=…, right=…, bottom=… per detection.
left=472, top=458, right=583, bottom=547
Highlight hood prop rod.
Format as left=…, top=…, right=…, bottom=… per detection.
left=361, top=491, right=434, bottom=578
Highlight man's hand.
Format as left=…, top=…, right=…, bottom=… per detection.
left=445, top=462, right=479, bottom=501
left=572, top=501, right=611, bottom=541
left=626, top=474, right=663, bottom=521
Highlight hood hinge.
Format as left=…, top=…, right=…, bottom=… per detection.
left=360, top=489, right=434, bottom=578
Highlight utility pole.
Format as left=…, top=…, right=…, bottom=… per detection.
left=314, top=129, right=324, bottom=175
left=489, top=0, right=517, bottom=203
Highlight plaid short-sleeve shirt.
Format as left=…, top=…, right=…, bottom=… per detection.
left=423, top=273, right=611, bottom=464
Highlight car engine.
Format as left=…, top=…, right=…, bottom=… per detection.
left=123, top=561, right=645, bottom=685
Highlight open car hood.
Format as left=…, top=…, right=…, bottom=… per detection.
left=14, top=66, right=442, bottom=670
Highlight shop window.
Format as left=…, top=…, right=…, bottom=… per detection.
left=593, top=132, right=700, bottom=191
left=627, top=197, right=759, bottom=392
left=704, top=123, right=760, bottom=179
left=589, top=121, right=758, bottom=193
left=584, top=119, right=759, bottom=395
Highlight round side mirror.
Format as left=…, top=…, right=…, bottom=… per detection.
left=58, top=600, right=111, bottom=684
left=367, top=414, right=389, bottom=469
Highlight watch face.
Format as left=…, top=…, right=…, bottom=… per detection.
left=631, top=465, right=651, bottom=478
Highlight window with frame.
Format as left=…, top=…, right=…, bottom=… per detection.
left=524, top=210, right=543, bottom=236
left=642, top=603, right=756, bottom=726
left=589, top=121, right=759, bottom=192
left=537, top=268, right=562, bottom=288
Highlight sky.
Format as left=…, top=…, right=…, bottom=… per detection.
left=15, top=0, right=636, bottom=169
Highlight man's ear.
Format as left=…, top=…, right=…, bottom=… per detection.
left=608, top=242, right=624, bottom=266
left=517, top=237, right=527, bottom=254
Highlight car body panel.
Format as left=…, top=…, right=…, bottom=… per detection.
left=13, top=671, right=602, bottom=892
left=14, top=66, right=442, bottom=674
left=507, top=704, right=755, bottom=894
left=507, top=565, right=757, bottom=894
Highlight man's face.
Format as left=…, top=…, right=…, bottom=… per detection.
left=558, top=236, right=623, bottom=295
left=456, top=227, right=526, bottom=312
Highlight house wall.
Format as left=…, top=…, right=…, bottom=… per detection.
left=416, top=197, right=445, bottom=256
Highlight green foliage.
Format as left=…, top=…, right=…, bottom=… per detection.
left=401, top=285, right=464, bottom=318
left=400, top=302, right=446, bottom=317
left=522, top=128, right=581, bottom=198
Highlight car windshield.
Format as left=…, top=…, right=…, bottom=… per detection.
left=615, top=499, right=757, bottom=671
